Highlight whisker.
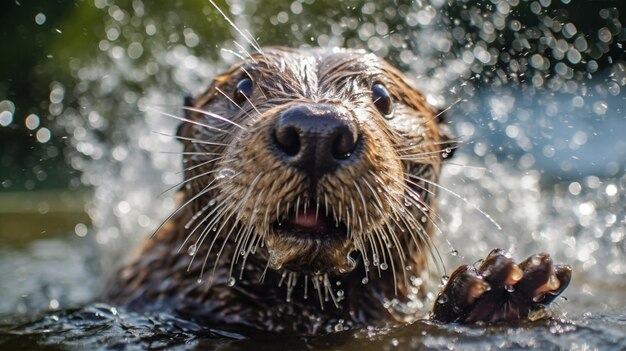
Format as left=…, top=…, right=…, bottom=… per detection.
left=180, top=106, right=247, bottom=131
left=151, top=130, right=229, bottom=147
left=177, top=156, right=225, bottom=175
left=443, top=162, right=490, bottom=172
left=159, top=167, right=230, bottom=196
left=151, top=180, right=217, bottom=239
left=409, top=174, right=502, bottom=230
left=215, top=87, right=254, bottom=119
left=157, top=151, right=223, bottom=156
left=417, top=98, right=463, bottom=128
left=233, top=41, right=257, bottom=63
left=181, top=198, right=229, bottom=256
left=220, top=48, right=245, bottom=60
left=208, top=0, right=264, bottom=56
left=146, top=106, right=228, bottom=134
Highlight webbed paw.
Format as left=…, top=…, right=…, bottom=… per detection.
left=431, top=249, right=572, bottom=323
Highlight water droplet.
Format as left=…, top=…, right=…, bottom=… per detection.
left=437, top=294, right=448, bottom=304
left=361, top=277, right=369, bottom=284
left=48, top=299, right=60, bottom=310
left=411, top=276, right=423, bottom=286
left=450, top=249, right=459, bottom=256
left=227, top=277, right=236, bottom=286
left=339, top=255, right=357, bottom=273
left=34, top=13, right=46, bottom=25
left=380, top=262, right=389, bottom=270
left=592, top=101, right=608, bottom=116
left=187, top=244, right=197, bottom=256
left=215, top=168, right=235, bottom=179
left=504, top=284, right=515, bottom=292
left=531, top=255, right=542, bottom=266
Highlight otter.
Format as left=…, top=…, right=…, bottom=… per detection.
left=105, top=47, right=572, bottom=335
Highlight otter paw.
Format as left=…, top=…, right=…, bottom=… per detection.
left=431, top=248, right=572, bottom=323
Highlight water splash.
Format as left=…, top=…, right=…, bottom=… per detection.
left=1, top=0, right=625, bottom=348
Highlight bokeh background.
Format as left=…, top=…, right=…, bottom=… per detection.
left=0, top=0, right=625, bottom=349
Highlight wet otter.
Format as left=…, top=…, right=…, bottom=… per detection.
left=105, top=47, right=571, bottom=334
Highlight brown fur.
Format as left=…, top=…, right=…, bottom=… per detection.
left=105, top=47, right=452, bottom=335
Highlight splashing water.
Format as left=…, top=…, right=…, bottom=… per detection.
left=1, top=0, right=625, bottom=349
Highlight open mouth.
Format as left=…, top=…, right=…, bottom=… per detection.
left=267, top=202, right=355, bottom=273
left=272, top=204, right=348, bottom=241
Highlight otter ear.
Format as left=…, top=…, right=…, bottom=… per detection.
left=436, top=109, right=456, bottom=160
left=177, top=94, right=194, bottom=138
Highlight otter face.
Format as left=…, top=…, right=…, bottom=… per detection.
left=178, top=48, right=450, bottom=283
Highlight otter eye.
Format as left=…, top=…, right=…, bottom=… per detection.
left=232, top=78, right=253, bottom=107
left=372, top=83, right=393, bottom=119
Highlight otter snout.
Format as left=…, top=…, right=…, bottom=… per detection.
left=272, top=104, right=361, bottom=179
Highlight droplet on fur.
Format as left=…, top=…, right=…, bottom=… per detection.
left=380, top=262, right=389, bottom=270
left=215, top=168, right=235, bottom=179
left=505, top=284, right=515, bottom=292
left=339, top=256, right=357, bottom=273
left=361, top=277, right=369, bottom=284
left=437, top=294, right=448, bottom=304
left=227, top=277, right=236, bottom=286
left=187, top=244, right=197, bottom=256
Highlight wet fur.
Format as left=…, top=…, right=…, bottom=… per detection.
left=105, top=47, right=451, bottom=334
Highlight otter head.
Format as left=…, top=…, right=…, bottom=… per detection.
left=177, top=47, right=452, bottom=285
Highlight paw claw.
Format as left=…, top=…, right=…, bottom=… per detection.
left=432, top=250, right=572, bottom=324
left=504, top=264, right=524, bottom=285
left=467, top=278, right=490, bottom=304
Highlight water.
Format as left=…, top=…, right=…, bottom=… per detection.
left=1, top=0, right=625, bottom=349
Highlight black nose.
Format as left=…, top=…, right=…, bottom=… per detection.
left=273, top=104, right=360, bottom=179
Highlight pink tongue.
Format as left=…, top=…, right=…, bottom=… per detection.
left=292, top=211, right=320, bottom=228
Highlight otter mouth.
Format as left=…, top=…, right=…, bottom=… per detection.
left=272, top=206, right=348, bottom=240
left=266, top=203, right=356, bottom=274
